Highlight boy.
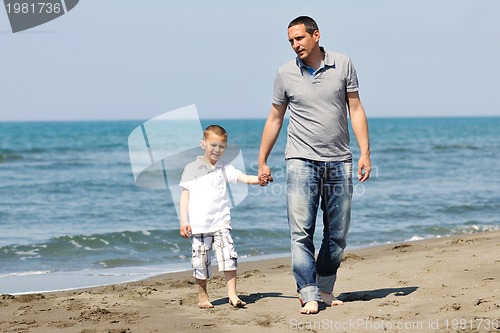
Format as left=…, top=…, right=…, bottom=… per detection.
left=179, top=125, right=263, bottom=309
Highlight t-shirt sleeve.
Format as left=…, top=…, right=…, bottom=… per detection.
left=346, top=57, right=359, bottom=93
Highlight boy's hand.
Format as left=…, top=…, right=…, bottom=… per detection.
left=259, top=174, right=272, bottom=186
left=180, top=225, right=192, bottom=238
left=258, top=163, right=273, bottom=186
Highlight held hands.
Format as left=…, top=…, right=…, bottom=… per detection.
left=180, top=224, right=192, bottom=238
left=258, top=163, right=273, bottom=187
left=259, top=159, right=370, bottom=184
left=259, top=174, right=273, bottom=186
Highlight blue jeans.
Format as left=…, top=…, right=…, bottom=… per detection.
left=286, top=158, right=353, bottom=303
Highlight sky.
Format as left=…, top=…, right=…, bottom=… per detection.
left=1, top=0, right=499, bottom=121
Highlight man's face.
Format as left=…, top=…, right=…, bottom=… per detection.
left=201, top=132, right=227, bottom=165
left=288, top=23, right=320, bottom=62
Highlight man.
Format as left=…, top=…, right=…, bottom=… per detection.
left=258, top=16, right=371, bottom=315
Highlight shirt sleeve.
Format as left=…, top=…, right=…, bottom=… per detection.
left=223, top=164, right=242, bottom=184
left=179, top=163, right=196, bottom=190
left=272, top=70, right=288, bottom=105
left=346, top=57, right=359, bottom=93
left=179, top=167, right=190, bottom=190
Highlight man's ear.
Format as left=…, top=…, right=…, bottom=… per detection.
left=313, top=29, right=320, bottom=43
left=200, top=141, right=205, bottom=149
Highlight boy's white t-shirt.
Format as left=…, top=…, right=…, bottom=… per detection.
left=179, top=156, right=242, bottom=234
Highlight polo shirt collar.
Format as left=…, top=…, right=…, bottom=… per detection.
left=196, top=155, right=223, bottom=170
left=213, top=159, right=224, bottom=169
left=296, top=47, right=335, bottom=75
left=321, top=47, right=336, bottom=67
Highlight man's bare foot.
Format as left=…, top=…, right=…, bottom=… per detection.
left=198, top=300, right=214, bottom=309
left=300, top=301, right=319, bottom=314
left=320, top=291, right=343, bottom=306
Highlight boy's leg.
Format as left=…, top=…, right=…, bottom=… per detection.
left=214, top=229, right=245, bottom=307
left=191, top=234, right=214, bottom=308
left=224, top=270, right=245, bottom=307
left=196, top=278, right=213, bottom=309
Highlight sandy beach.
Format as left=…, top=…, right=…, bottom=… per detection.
left=1, top=231, right=499, bottom=333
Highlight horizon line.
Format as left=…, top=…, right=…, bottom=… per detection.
left=0, top=114, right=499, bottom=123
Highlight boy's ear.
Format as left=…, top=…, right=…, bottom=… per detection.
left=200, top=140, right=205, bottom=149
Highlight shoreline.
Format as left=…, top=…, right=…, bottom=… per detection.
left=1, top=230, right=499, bottom=332
left=1, top=231, right=497, bottom=296
left=0, top=253, right=292, bottom=296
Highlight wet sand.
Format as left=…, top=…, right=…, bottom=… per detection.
left=1, top=231, right=499, bottom=332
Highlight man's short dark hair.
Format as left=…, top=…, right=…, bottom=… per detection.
left=288, top=16, right=319, bottom=36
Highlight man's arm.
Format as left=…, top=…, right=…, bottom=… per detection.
left=179, top=188, right=192, bottom=237
left=347, top=91, right=371, bottom=182
left=258, top=103, right=287, bottom=185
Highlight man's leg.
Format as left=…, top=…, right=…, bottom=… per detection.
left=316, top=160, right=353, bottom=306
left=287, top=158, right=322, bottom=313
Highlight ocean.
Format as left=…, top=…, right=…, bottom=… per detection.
left=1, top=117, right=499, bottom=294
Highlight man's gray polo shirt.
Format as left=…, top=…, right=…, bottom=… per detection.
left=273, top=48, right=359, bottom=162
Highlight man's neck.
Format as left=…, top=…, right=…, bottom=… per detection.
left=303, top=47, right=324, bottom=70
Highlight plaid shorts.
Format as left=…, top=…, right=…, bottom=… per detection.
left=191, top=228, right=238, bottom=280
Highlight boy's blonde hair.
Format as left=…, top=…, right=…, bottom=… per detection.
left=203, top=125, right=228, bottom=141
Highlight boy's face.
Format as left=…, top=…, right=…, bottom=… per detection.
left=201, top=132, right=227, bottom=165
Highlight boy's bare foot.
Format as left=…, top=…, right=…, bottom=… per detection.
left=320, top=291, right=343, bottom=306
left=228, top=296, right=246, bottom=308
left=198, top=292, right=213, bottom=309
left=196, top=279, right=213, bottom=309
left=198, top=301, right=214, bottom=309
left=300, top=301, right=319, bottom=314
left=225, top=270, right=246, bottom=308
left=228, top=293, right=246, bottom=308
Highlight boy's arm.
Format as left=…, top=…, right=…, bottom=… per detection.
left=179, top=188, right=192, bottom=237
left=237, top=174, right=260, bottom=185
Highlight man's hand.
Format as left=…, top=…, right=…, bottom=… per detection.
left=357, top=155, right=371, bottom=182
left=258, top=163, right=273, bottom=186
left=180, top=224, right=192, bottom=238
